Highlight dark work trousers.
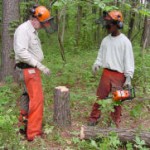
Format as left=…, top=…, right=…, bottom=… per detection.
left=89, top=68, right=125, bottom=123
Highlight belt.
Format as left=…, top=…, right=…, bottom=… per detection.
left=105, top=68, right=118, bottom=72
left=16, top=62, right=35, bottom=69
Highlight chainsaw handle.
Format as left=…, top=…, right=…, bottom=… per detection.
left=131, top=87, right=136, bottom=99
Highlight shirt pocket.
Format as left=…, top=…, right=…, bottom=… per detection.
left=31, top=38, right=39, bottom=47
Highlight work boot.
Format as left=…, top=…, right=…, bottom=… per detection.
left=114, top=119, right=121, bottom=128
left=19, top=128, right=26, bottom=135
left=18, top=115, right=28, bottom=135
left=87, top=120, right=98, bottom=126
left=87, top=117, right=100, bottom=126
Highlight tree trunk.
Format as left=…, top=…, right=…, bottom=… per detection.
left=96, top=9, right=102, bottom=46
left=127, top=1, right=138, bottom=39
left=57, top=7, right=66, bottom=62
left=128, top=11, right=136, bottom=39
left=114, top=0, right=120, bottom=6
left=1, top=0, right=20, bottom=81
left=80, top=126, right=150, bottom=146
left=53, top=86, right=71, bottom=127
left=76, top=5, right=82, bottom=46
left=141, top=16, right=150, bottom=48
left=92, top=6, right=97, bottom=43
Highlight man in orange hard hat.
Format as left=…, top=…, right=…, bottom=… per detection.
left=88, top=10, right=134, bottom=128
left=14, top=5, right=53, bottom=141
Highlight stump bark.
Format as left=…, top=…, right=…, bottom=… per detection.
left=53, top=86, right=71, bottom=127
left=80, top=125, right=150, bottom=146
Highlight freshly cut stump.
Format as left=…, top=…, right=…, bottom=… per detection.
left=53, top=86, right=71, bottom=127
left=80, top=125, right=150, bottom=146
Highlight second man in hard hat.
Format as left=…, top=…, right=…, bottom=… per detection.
left=88, top=10, right=134, bottom=128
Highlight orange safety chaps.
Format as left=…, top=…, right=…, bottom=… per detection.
left=22, top=68, right=44, bottom=141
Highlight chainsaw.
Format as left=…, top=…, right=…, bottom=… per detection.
left=112, top=86, right=135, bottom=102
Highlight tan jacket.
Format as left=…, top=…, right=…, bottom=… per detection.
left=14, top=20, right=44, bottom=67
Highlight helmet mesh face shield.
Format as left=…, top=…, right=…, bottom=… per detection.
left=95, top=11, right=112, bottom=27
left=41, top=16, right=58, bottom=34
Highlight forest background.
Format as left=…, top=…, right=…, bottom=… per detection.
left=0, top=0, right=150, bottom=149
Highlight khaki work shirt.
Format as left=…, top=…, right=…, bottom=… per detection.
left=14, top=20, right=44, bottom=67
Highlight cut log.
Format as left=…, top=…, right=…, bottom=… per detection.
left=53, top=86, right=71, bottom=127
left=80, top=125, right=150, bottom=146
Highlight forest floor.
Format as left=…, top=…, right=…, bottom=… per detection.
left=18, top=92, right=150, bottom=150
left=1, top=47, right=150, bottom=149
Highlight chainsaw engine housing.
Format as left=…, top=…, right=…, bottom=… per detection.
left=112, top=87, right=135, bottom=101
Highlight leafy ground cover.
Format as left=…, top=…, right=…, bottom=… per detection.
left=0, top=34, right=150, bottom=150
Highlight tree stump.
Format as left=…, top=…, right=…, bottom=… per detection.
left=53, top=86, right=71, bottom=127
left=80, top=125, right=150, bottom=146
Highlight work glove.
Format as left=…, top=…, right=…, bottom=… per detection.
left=36, top=62, right=51, bottom=76
left=123, top=76, right=131, bottom=87
left=92, top=64, right=100, bottom=76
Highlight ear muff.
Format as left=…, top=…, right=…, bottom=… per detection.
left=117, top=21, right=123, bottom=29
left=29, top=8, right=35, bottom=16
left=29, top=5, right=38, bottom=17
left=116, top=14, right=123, bottom=29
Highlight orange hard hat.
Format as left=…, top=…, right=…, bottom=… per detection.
left=34, top=6, right=51, bottom=22
left=105, top=10, right=123, bottom=22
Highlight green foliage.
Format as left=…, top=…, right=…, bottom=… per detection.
left=134, top=136, right=149, bottom=150
left=126, top=142, right=134, bottom=150
left=0, top=83, right=22, bottom=149
left=43, top=124, right=54, bottom=134
left=130, top=103, right=143, bottom=118
left=0, top=0, right=150, bottom=149
left=123, top=3, right=132, bottom=10
left=133, top=44, right=150, bottom=94
left=8, top=20, right=20, bottom=36
left=71, top=132, right=121, bottom=150
left=0, top=34, right=149, bottom=149
left=19, top=1, right=35, bottom=22
left=71, top=138, right=97, bottom=149
left=98, top=98, right=114, bottom=112
left=94, top=0, right=118, bottom=11
left=96, top=99, right=122, bottom=126
left=98, top=132, right=121, bottom=150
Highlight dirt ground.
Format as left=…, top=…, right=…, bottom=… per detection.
left=51, top=99, right=150, bottom=149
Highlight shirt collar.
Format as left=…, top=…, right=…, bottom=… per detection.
left=27, top=20, right=36, bottom=33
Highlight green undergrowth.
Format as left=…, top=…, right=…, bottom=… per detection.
left=0, top=32, right=150, bottom=149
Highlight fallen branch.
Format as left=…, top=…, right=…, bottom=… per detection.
left=80, top=125, right=150, bottom=146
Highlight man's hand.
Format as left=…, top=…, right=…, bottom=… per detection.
left=92, top=64, right=100, bottom=76
left=36, top=62, right=51, bottom=76
left=123, top=76, right=131, bottom=87
left=42, top=67, right=51, bottom=76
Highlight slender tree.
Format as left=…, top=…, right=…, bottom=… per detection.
left=0, top=0, right=20, bottom=81
left=127, top=0, right=137, bottom=39
left=141, top=0, right=150, bottom=48
left=57, top=6, right=66, bottom=62
left=76, top=4, right=82, bottom=46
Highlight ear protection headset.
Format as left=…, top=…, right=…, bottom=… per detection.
left=29, top=5, right=41, bottom=18
left=115, top=15, right=123, bottom=29
left=110, top=16, right=123, bottom=29
left=111, top=20, right=123, bottom=29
